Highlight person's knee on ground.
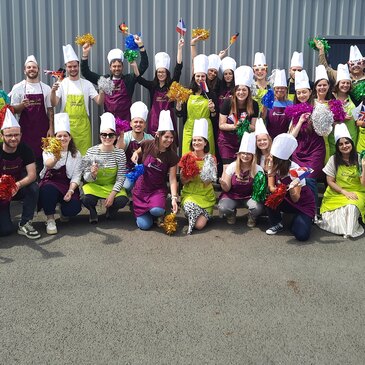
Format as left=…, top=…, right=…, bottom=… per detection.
left=195, top=215, right=208, bottom=230
left=136, top=213, right=154, bottom=230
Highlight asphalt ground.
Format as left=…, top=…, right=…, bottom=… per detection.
left=1, top=202, right=365, bottom=365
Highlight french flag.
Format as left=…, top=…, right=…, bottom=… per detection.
left=176, top=18, right=186, bottom=36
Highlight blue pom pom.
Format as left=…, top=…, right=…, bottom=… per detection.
left=125, top=34, right=140, bottom=51
left=125, top=164, right=144, bottom=182
left=262, top=88, right=274, bottom=109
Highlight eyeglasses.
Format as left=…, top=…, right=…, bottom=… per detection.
left=348, top=60, right=364, bottom=67
left=100, top=133, right=116, bottom=139
left=254, top=67, right=267, bottom=72
left=3, top=133, right=21, bottom=138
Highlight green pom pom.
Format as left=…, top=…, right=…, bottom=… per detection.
left=308, top=37, right=330, bottom=54
left=352, top=81, right=365, bottom=101
left=359, top=150, right=365, bottom=175
left=236, top=119, right=250, bottom=140
left=124, top=49, right=139, bottom=63
left=252, top=171, right=267, bottom=202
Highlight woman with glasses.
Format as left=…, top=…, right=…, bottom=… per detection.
left=82, top=112, right=128, bottom=223
left=252, top=52, right=270, bottom=113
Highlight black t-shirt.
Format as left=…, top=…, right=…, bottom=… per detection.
left=220, top=98, right=259, bottom=118
left=0, top=142, right=35, bottom=171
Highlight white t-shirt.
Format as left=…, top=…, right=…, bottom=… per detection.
left=225, top=161, right=263, bottom=176
left=55, top=78, right=98, bottom=115
left=9, top=80, right=52, bottom=113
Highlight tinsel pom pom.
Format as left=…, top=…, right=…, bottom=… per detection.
left=125, top=164, right=144, bottom=182
left=352, top=81, right=365, bottom=102
left=75, top=33, right=96, bottom=46
left=200, top=154, right=217, bottom=183
left=0, top=174, right=17, bottom=201
left=264, top=183, right=287, bottom=209
left=236, top=119, right=251, bottom=140
left=0, top=105, right=15, bottom=129
left=166, top=82, right=193, bottom=103
left=285, top=102, right=314, bottom=131
left=308, top=37, right=330, bottom=54
left=0, top=90, right=10, bottom=105
left=161, top=213, right=178, bottom=235
left=328, top=99, right=346, bottom=122
left=115, top=117, right=131, bottom=135
left=250, top=82, right=258, bottom=97
left=41, top=137, right=62, bottom=160
left=125, top=34, right=140, bottom=51
left=124, top=49, right=139, bottom=63
left=311, top=103, right=333, bottom=136
left=252, top=171, right=267, bottom=202
left=179, top=152, right=200, bottom=179
left=97, top=76, right=114, bottom=95
left=262, top=88, right=274, bottom=109
left=192, top=28, right=210, bottom=40
left=81, top=156, right=106, bottom=170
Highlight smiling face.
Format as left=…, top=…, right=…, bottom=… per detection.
left=274, top=86, right=287, bottom=101
left=253, top=67, right=267, bottom=81
left=348, top=60, right=365, bottom=75
left=130, top=118, right=146, bottom=134
left=256, top=133, right=270, bottom=152
left=223, top=69, right=234, bottom=83
left=194, top=72, right=206, bottom=85
left=100, top=128, right=116, bottom=146
left=338, top=80, right=351, bottom=94
left=235, top=85, right=249, bottom=102
left=315, top=79, right=329, bottom=98
left=24, top=61, right=39, bottom=80
left=207, top=68, right=218, bottom=81
left=158, top=131, right=174, bottom=150
left=296, top=88, right=312, bottom=103
left=338, top=137, right=352, bottom=155
left=1, top=127, right=22, bottom=151
left=55, top=131, right=71, bottom=150
left=238, top=152, right=253, bottom=164
left=156, top=68, right=167, bottom=82
left=109, top=60, right=123, bottom=78
left=66, top=61, right=79, bottom=78
left=191, top=136, right=207, bottom=153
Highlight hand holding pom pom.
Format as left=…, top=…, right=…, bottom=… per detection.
left=41, top=137, right=62, bottom=160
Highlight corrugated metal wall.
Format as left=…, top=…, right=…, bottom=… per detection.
left=1, top=0, right=364, bottom=139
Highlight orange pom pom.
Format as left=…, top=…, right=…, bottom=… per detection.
left=166, top=82, right=192, bottom=103
left=192, top=28, right=210, bottom=40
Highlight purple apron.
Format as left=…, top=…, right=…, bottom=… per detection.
left=148, top=90, right=179, bottom=145
left=219, top=171, right=254, bottom=200
left=217, top=114, right=240, bottom=160
left=277, top=175, right=315, bottom=218
left=132, top=154, right=169, bottom=217
left=218, top=89, right=232, bottom=110
left=266, top=106, right=291, bottom=139
left=125, top=139, right=141, bottom=170
left=19, top=83, right=49, bottom=158
left=104, top=78, right=132, bottom=121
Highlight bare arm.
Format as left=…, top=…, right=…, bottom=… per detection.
left=219, top=170, right=232, bottom=192
left=169, top=165, right=179, bottom=213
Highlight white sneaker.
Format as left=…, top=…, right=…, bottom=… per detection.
left=46, top=219, right=57, bottom=235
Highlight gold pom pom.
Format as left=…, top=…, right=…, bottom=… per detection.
left=75, top=33, right=96, bottom=46
left=41, top=137, right=63, bottom=160
left=166, top=81, right=192, bottom=103
left=192, top=28, right=210, bottom=40
left=161, top=213, right=178, bottom=235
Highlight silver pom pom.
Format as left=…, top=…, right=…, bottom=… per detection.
left=97, top=76, right=114, bottom=95
left=200, top=154, right=217, bottom=183
left=250, top=82, right=258, bottom=97
left=81, top=156, right=107, bottom=171
left=311, top=103, right=333, bottom=136
left=268, top=69, right=278, bottom=88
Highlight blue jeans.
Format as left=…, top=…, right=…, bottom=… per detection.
left=136, top=207, right=165, bottom=230
left=305, top=178, right=318, bottom=212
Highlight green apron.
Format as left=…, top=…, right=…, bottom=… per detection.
left=182, top=94, right=215, bottom=156
left=357, top=126, right=365, bottom=153
left=320, top=164, right=365, bottom=221
left=82, top=166, right=127, bottom=198
left=64, top=81, right=91, bottom=155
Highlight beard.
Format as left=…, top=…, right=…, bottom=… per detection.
left=26, top=71, right=39, bottom=80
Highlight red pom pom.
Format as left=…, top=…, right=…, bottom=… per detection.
left=264, top=183, right=287, bottom=209
left=0, top=175, right=17, bottom=201
left=178, top=152, right=200, bottom=179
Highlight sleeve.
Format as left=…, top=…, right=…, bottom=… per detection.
left=256, top=165, right=264, bottom=174
left=136, top=75, right=154, bottom=91
left=21, top=143, right=36, bottom=165
left=10, top=84, right=23, bottom=105
left=113, top=150, right=127, bottom=192
left=81, top=59, right=101, bottom=85
left=225, top=161, right=236, bottom=176
left=172, top=62, right=183, bottom=83
left=69, top=152, right=82, bottom=185
left=322, top=156, right=336, bottom=177
left=318, top=53, right=337, bottom=84
left=138, top=50, right=149, bottom=77
left=87, top=81, right=98, bottom=100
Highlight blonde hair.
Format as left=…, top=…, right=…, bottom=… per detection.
left=235, top=152, right=257, bottom=179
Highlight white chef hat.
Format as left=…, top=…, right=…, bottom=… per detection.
left=193, top=118, right=208, bottom=139
left=290, top=51, right=303, bottom=68
left=107, top=48, right=124, bottom=64
left=336, top=63, right=351, bottom=83
left=63, top=44, right=79, bottom=64
left=208, top=54, right=221, bottom=71
left=334, top=123, right=351, bottom=143
left=100, top=112, right=116, bottom=132
left=193, top=54, right=209, bottom=74
left=254, top=118, right=269, bottom=136
left=155, top=52, right=170, bottom=71
left=271, top=133, right=298, bottom=160
left=234, top=65, right=254, bottom=87
left=54, top=113, right=70, bottom=134
left=238, top=132, right=256, bottom=154
left=273, top=69, right=287, bottom=88
left=1, top=109, right=20, bottom=130
left=253, top=52, right=267, bottom=67
left=349, top=45, right=363, bottom=62
left=24, top=55, right=38, bottom=66
left=220, top=57, right=236, bottom=73
left=130, top=101, right=148, bottom=121
left=295, top=70, right=310, bottom=90
left=315, top=65, right=329, bottom=82
left=157, top=110, right=174, bottom=132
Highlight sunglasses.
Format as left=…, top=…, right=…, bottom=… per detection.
left=100, top=133, right=116, bottom=139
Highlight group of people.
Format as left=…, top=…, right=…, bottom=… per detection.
left=1, top=34, right=365, bottom=241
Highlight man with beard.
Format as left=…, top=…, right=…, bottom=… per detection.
left=10, top=55, right=53, bottom=172
left=80, top=34, right=148, bottom=121
left=50, top=44, right=104, bottom=155
left=0, top=109, right=40, bottom=239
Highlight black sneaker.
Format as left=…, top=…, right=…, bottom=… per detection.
left=265, top=222, right=284, bottom=235
left=105, top=207, right=118, bottom=220
left=89, top=207, right=98, bottom=224
left=18, top=221, right=41, bottom=239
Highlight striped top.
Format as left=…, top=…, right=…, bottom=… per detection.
left=83, top=145, right=127, bottom=192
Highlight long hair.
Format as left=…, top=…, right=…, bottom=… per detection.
left=334, top=137, right=358, bottom=171
left=152, top=69, right=172, bottom=89
left=235, top=152, right=257, bottom=179
left=270, top=156, right=291, bottom=178
left=255, top=134, right=272, bottom=168
left=293, top=90, right=314, bottom=105
left=333, top=81, right=353, bottom=95
left=312, top=79, right=333, bottom=100
left=68, top=135, right=78, bottom=158
left=230, top=85, right=255, bottom=117
left=155, top=130, right=177, bottom=152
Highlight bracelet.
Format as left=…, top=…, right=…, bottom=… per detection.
left=171, top=196, right=178, bottom=200
left=139, top=45, right=144, bottom=49
left=190, top=44, right=196, bottom=46
left=68, top=189, right=74, bottom=194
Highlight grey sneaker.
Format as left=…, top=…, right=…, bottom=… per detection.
left=18, top=221, right=41, bottom=239
left=89, top=206, right=98, bottom=224
left=266, top=222, right=284, bottom=235
left=226, top=214, right=236, bottom=225
left=247, top=213, right=256, bottom=228
left=46, top=219, right=57, bottom=235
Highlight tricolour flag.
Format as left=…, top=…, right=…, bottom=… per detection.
left=200, top=81, right=209, bottom=93
left=176, top=18, right=186, bottom=36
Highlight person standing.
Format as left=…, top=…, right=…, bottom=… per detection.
left=50, top=44, right=104, bottom=155
left=10, top=55, right=53, bottom=171
left=81, top=35, right=148, bottom=121
left=0, top=109, right=40, bottom=239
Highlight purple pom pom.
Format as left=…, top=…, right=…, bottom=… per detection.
left=328, top=99, right=346, bottom=122
left=115, top=117, right=131, bottom=135
left=285, top=102, right=314, bottom=131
